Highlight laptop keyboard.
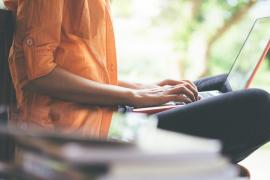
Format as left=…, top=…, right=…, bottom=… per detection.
left=199, top=91, right=222, bottom=99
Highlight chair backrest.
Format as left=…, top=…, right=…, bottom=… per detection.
left=0, top=9, right=16, bottom=162
left=0, top=9, right=15, bottom=108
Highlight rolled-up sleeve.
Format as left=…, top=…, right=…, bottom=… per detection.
left=16, top=0, right=64, bottom=83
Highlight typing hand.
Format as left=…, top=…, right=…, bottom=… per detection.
left=129, top=84, right=197, bottom=108
left=157, top=79, right=199, bottom=101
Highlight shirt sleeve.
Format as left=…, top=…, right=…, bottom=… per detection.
left=16, top=0, right=64, bottom=83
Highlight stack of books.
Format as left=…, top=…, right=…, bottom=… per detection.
left=13, top=126, right=243, bottom=180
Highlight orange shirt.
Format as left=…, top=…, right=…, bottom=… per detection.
left=4, top=0, right=118, bottom=138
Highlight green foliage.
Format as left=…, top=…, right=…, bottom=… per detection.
left=152, top=0, right=256, bottom=47
left=112, top=0, right=270, bottom=91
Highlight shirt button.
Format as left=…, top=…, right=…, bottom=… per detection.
left=25, top=38, right=34, bottom=46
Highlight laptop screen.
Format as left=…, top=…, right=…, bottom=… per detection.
left=226, top=17, right=270, bottom=91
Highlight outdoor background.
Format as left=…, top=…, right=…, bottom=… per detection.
left=1, top=0, right=270, bottom=179
left=112, top=0, right=270, bottom=90
left=110, top=0, right=269, bottom=179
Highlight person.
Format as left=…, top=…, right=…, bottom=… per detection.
left=4, top=0, right=270, bottom=163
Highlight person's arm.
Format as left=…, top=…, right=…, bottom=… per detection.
left=24, top=67, right=133, bottom=106
left=24, top=67, right=197, bottom=107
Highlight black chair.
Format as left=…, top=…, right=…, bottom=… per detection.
left=0, top=9, right=16, bottom=163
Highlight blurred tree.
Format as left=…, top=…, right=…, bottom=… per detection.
left=205, top=0, right=256, bottom=76
left=152, top=0, right=257, bottom=78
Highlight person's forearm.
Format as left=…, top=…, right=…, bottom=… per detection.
left=23, top=67, right=199, bottom=108
left=24, top=67, right=135, bottom=106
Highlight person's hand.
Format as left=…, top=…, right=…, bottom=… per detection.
left=129, top=84, right=197, bottom=108
left=118, top=79, right=198, bottom=98
left=157, top=79, right=199, bottom=100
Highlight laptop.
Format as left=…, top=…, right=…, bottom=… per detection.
left=200, top=16, right=270, bottom=98
left=133, top=16, right=270, bottom=114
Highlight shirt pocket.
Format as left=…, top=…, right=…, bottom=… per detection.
left=22, top=31, right=56, bottom=82
left=22, top=31, right=37, bottom=81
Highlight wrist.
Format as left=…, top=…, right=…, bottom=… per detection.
left=125, top=89, right=145, bottom=107
left=122, top=89, right=138, bottom=106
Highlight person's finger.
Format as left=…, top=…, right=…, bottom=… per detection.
left=143, top=94, right=178, bottom=107
left=166, top=85, right=196, bottom=102
left=160, top=83, right=197, bottom=102
left=138, top=85, right=170, bottom=94
left=165, top=79, right=182, bottom=86
left=148, top=85, right=173, bottom=93
left=182, top=80, right=199, bottom=100
left=165, top=79, right=197, bottom=89
left=172, top=94, right=192, bottom=104
left=161, top=94, right=192, bottom=104
left=175, top=84, right=196, bottom=102
left=158, top=79, right=184, bottom=86
left=183, top=80, right=198, bottom=91
left=183, top=82, right=198, bottom=100
left=157, top=79, right=171, bottom=86
left=177, top=94, right=192, bottom=104
left=159, top=80, right=199, bottom=100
